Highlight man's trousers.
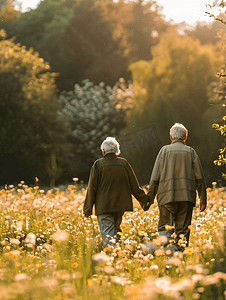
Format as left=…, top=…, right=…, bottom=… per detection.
left=158, top=201, right=194, bottom=253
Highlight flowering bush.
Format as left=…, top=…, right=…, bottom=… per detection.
left=58, top=78, right=133, bottom=177
left=0, top=183, right=225, bottom=299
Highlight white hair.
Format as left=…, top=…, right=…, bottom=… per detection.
left=170, top=123, right=188, bottom=140
left=101, top=137, right=120, bottom=155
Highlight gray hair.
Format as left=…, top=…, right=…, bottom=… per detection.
left=170, top=123, right=188, bottom=140
left=101, top=137, right=120, bottom=155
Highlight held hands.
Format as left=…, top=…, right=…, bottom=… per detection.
left=142, top=199, right=152, bottom=211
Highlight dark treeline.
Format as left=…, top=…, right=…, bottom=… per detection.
left=0, top=0, right=226, bottom=187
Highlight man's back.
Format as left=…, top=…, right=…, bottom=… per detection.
left=148, top=139, right=206, bottom=206
left=160, top=141, right=194, bottom=180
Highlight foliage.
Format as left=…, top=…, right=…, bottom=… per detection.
left=99, top=0, right=169, bottom=62
left=129, top=29, right=219, bottom=118
left=184, top=19, right=226, bottom=45
left=0, top=0, right=7, bottom=8
left=0, top=38, right=69, bottom=185
left=2, top=0, right=75, bottom=91
left=60, top=0, right=128, bottom=88
left=120, top=29, right=222, bottom=185
left=124, top=0, right=168, bottom=61
left=212, top=116, right=226, bottom=170
left=1, top=0, right=126, bottom=90
left=2, top=0, right=74, bottom=50
left=0, top=183, right=225, bottom=299
left=0, top=0, right=20, bottom=20
left=206, top=10, right=226, bottom=25
left=58, top=78, right=133, bottom=180
left=1, top=0, right=170, bottom=91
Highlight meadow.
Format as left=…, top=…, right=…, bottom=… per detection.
left=0, top=181, right=225, bottom=300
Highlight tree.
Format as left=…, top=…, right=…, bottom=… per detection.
left=1, top=0, right=170, bottom=92
left=99, top=0, right=169, bottom=62
left=125, top=0, right=168, bottom=61
left=2, top=0, right=75, bottom=91
left=0, top=0, right=20, bottom=20
left=128, top=30, right=220, bottom=128
left=58, top=78, right=133, bottom=180
left=0, top=0, right=7, bottom=8
left=0, top=38, right=69, bottom=185
left=60, top=0, right=127, bottom=88
left=121, top=30, right=222, bottom=184
left=185, top=16, right=226, bottom=45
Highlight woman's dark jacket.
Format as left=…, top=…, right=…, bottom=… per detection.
left=83, top=153, right=148, bottom=216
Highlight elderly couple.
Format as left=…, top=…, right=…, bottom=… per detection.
left=83, top=123, right=207, bottom=253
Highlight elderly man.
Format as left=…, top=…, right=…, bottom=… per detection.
left=83, top=137, right=149, bottom=246
left=147, top=123, right=207, bottom=253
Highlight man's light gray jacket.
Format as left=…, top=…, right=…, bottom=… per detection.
left=147, top=139, right=207, bottom=206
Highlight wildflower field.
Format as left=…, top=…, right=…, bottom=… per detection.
left=0, top=182, right=225, bottom=300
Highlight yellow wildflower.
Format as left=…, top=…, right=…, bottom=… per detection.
left=165, top=225, right=173, bottom=230
left=72, top=262, right=78, bottom=268
left=103, top=247, right=110, bottom=253
left=67, top=185, right=74, bottom=191
left=184, top=247, right=194, bottom=255
left=138, top=230, right=145, bottom=236
left=117, top=251, right=126, bottom=257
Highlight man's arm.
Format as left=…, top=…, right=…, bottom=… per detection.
left=192, top=150, right=207, bottom=212
left=147, top=149, right=162, bottom=205
left=83, top=162, right=99, bottom=216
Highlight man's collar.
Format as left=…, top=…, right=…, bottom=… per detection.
left=172, top=138, right=186, bottom=144
left=104, top=152, right=116, bottom=157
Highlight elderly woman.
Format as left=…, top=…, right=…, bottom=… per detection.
left=147, top=123, right=207, bottom=253
left=83, top=137, right=149, bottom=246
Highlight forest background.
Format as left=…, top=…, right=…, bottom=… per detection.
left=0, top=0, right=226, bottom=188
